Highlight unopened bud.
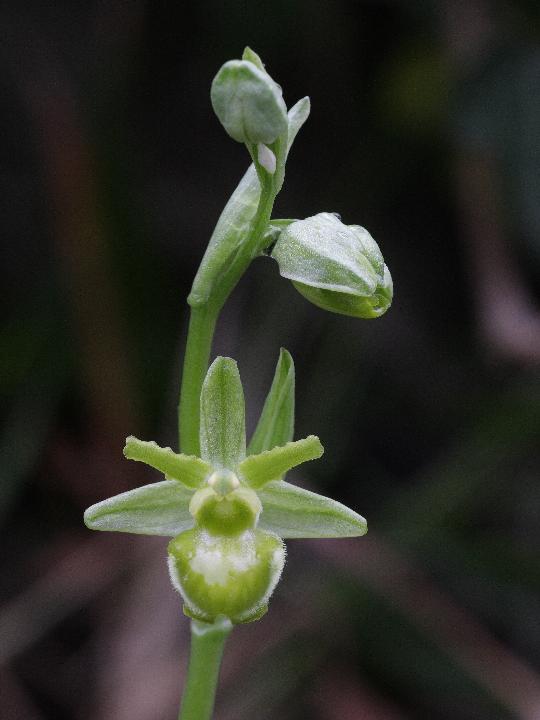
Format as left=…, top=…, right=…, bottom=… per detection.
left=211, top=60, right=288, bottom=145
left=271, top=212, right=392, bottom=318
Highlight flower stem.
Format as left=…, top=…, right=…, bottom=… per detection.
left=178, top=175, right=276, bottom=455
left=178, top=617, right=233, bottom=720
left=179, top=303, right=218, bottom=454
left=176, top=168, right=278, bottom=719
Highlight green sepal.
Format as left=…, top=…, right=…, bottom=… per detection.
left=292, top=275, right=393, bottom=318
left=123, top=436, right=211, bottom=488
left=83, top=480, right=194, bottom=536
left=248, top=348, right=295, bottom=455
left=257, top=481, right=367, bottom=538
left=200, top=357, right=246, bottom=469
left=350, top=224, right=384, bottom=277
left=240, top=436, right=323, bottom=489
left=242, top=46, right=265, bottom=70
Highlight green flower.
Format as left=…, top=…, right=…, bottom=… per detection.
left=84, top=351, right=366, bottom=624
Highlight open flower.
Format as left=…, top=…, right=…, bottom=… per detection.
left=84, top=351, right=366, bottom=624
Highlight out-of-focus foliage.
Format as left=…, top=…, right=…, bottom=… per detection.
left=1, top=2, right=539, bottom=719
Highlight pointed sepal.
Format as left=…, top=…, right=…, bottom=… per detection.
left=242, top=46, right=265, bottom=71
left=240, top=436, right=323, bottom=489
left=257, top=480, right=367, bottom=538
left=248, top=348, right=295, bottom=455
left=84, top=480, right=194, bottom=536
left=200, top=357, right=246, bottom=469
left=123, top=436, right=211, bottom=488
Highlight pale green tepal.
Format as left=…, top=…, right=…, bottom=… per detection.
left=211, top=53, right=288, bottom=146
left=271, top=212, right=393, bottom=318
left=84, top=351, right=367, bottom=624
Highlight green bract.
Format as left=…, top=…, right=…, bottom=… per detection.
left=211, top=55, right=288, bottom=145
left=271, top=212, right=393, bottom=318
left=84, top=352, right=366, bottom=624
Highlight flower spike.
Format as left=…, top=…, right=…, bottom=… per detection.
left=82, top=49, right=387, bottom=720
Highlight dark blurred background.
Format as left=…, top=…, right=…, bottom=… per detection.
left=2, top=1, right=540, bottom=718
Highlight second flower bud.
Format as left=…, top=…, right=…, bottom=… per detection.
left=271, top=212, right=393, bottom=319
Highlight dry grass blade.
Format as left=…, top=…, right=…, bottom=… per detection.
left=311, top=535, right=540, bottom=720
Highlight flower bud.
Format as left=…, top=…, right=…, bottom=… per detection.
left=211, top=60, right=288, bottom=145
left=271, top=212, right=392, bottom=318
left=168, top=528, right=285, bottom=624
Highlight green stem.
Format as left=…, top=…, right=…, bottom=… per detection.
left=178, top=617, right=232, bottom=720
left=179, top=304, right=218, bottom=454
left=178, top=174, right=276, bottom=455
left=176, top=161, right=280, bottom=719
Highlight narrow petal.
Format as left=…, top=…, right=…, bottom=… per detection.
left=240, top=436, right=323, bottom=488
left=200, top=357, right=246, bottom=468
left=258, top=481, right=367, bottom=538
left=84, top=480, right=194, bottom=536
left=124, top=436, right=211, bottom=489
left=248, top=348, right=294, bottom=456
left=286, top=97, right=310, bottom=155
